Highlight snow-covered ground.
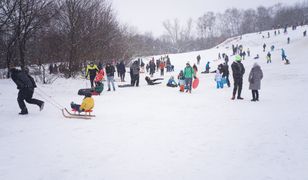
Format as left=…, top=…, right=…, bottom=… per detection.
left=1, top=26, right=308, bottom=180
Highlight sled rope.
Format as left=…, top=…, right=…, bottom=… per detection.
left=36, top=88, right=64, bottom=110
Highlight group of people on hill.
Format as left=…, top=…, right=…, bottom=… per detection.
left=12, top=24, right=306, bottom=115
left=146, top=56, right=174, bottom=77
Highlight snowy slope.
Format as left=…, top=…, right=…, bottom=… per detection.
left=0, top=26, right=308, bottom=180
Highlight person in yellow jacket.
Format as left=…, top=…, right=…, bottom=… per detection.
left=86, top=62, right=99, bottom=88
left=71, top=93, right=94, bottom=112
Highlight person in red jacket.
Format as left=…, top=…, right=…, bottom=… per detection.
left=159, top=61, right=165, bottom=76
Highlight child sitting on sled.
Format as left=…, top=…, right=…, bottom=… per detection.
left=166, top=76, right=178, bottom=87
left=71, top=93, right=94, bottom=112
left=177, top=70, right=185, bottom=92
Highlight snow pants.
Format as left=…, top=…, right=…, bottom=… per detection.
left=18, top=88, right=43, bottom=112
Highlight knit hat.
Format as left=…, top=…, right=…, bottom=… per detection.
left=235, top=55, right=242, bottom=62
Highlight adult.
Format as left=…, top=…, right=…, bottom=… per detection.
left=149, top=60, right=156, bottom=77
left=248, top=63, right=263, bottom=101
left=10, top=68, right=44, bottom=115
left=145, top=76, right=163, bottom=85
left=281, top=48, right=290, bottom=64
left=86, top=62, right=99, bottom=88
left=116, top=62, right=120, bottom=77
left=263, top=43, right=266, bottom=52
left=231, top=55, right=245, bottom=100
left=130, top=61, right=140, bottom=87
left=219, top=63, right=230, bottom=87
left=159, top=61, right=165, bottom=76
left=196, top=55, right=201, bottom=65
left=118, top=61, right=126, bottom=82
left=105, top=63, right=116, bottom=91
left=184, top=62, right=195, bottom=93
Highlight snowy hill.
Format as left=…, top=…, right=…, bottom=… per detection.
left=0, top=26, right=308, bottom=180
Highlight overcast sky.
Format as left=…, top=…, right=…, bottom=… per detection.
left=112, top=0, right=298, bottom=37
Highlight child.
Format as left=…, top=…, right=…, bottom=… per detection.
left=215, top=69, right=223, bottom=89
left=166, top=76, right=178, bottom=87
left=177, top=70, right=185, bottom=92
left=71, top=93, right=94, bottom=112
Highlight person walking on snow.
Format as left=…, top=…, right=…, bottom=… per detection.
left=196, top=55, right=201, bottom=65
left=231, top=55, right=245, bottom=100
left=118, top=61, right=126, bottom=82
left=105, top=63, right=116, bottom=91
left=267, top=52, right=272, bottom=63
left=281, top=48, right=290, bottom=64
left=248, top=63, right=263, bottom=101
left=263, top=43, right=266, bottom=52
left=10, top=68, right=44, bottom=115
left=184, top=62, right=195, bottom=93
left=86, top=62, right=99, bottom=88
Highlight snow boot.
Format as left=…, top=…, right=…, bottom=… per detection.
left=237, top=97, right=244, bottom=100
left=39, top=102, right=44, bottom=111
left=231, top=96, right=235, bottom=100
left=19, top=109, right=28, bottom=115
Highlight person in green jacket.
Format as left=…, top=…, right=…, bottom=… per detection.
left=184, top=62, right=195, bottom=93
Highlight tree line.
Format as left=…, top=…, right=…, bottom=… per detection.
left=1, top=0, right=308, bottom=77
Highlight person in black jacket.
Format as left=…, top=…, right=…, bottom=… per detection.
left=105, top=63, right=116, bottom=91
left=145, top=76, right=163, bottom=85
left=219, top=63, right=230, bottom=87
left=231, top=55, right=245, bottom=100
left=130, top=61, right=140, bottom=87
left=118, top=61, right=126, bottom=82
left=10, top=68, right=44, bottom=115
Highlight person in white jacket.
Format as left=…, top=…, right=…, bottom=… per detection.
left=215, top=69, right=223, bottom=89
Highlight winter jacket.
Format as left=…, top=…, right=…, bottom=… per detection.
left=184, top=66, right=195, bottom=78
left=248, top=64, right=263, bottom=90
left=86, top=64, right=99, bottom=78
left=105, top=65, right=115, bottom=77
left=159, top=62, right=165, bottom=69
left=167, top=78, right=177, bottom=86
left=221, top=64, right=229, bottom=77
left=94, top=69, right=105, bottom=82
left=231, top=61, right=245, bottom=80
left=80, top=97, right=94, bottom=111
left=130, top=63, right=140, bottom=75
left=215, top=72, right=222, bottom=82
left=118, top=62, right=126, bottom=74
left=11, top=69, right=36, bottom=89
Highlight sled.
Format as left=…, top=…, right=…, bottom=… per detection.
left=192, top=78, right=199, bottom=89
left=78, top=88, right=101, bottom=96
left=62, top=108, right=92, bottom=120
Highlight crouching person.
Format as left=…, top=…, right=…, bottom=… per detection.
left=166, top=76, right=178, bottom=87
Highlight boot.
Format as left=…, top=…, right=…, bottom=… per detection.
left=237, top=97, right=244, bottom=100
left=107, top=88, right=111, bottom=91
left=231, top=96, right=235, bottom=100
left=19, top=109, right=28, bottom=115
left=39, top=102, right=44, bottom=111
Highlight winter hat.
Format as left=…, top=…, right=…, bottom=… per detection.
left=235, top=55, right=242, bottom=62
left=253, top=62, right=259, bottom=68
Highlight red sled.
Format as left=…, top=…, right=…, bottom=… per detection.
left=192, top=78, right=199, bottom=89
